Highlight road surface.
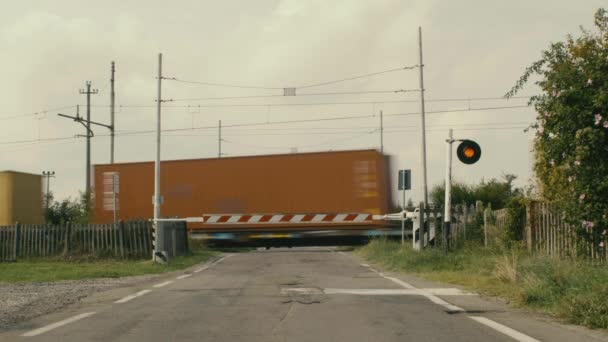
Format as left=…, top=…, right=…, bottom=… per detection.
left=2, top=247, right=607, bottom=341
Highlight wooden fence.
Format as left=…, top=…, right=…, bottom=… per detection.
left=420, top=203, right=482, bottom=247
left=485, top=202, right=607, bottom=262
left=0, top=221, right=153, bottom=262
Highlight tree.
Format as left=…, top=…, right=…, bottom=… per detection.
left=429, top=174, right=521, bottom=209
left=45, top=191, right=89, bottom=225
left=507, top=8, right=608, bottom=245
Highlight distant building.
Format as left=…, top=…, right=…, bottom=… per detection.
left=0, top=171, right=44, bottom=225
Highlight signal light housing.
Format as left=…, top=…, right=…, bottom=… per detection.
left=457, top=140, right=481, bottom=164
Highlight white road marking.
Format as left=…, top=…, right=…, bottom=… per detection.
left=21, top=312, right=96, bottom=337
left=194, top=266, right=209, bottom=273
left=284, top=287, right=473, bottom=297
left=470, top=316, right=541, bottom=342
left=153, top=281, right=173, bottom=288
left=324, top=288, right=420, bottom=295
left=370, top=267, right=465, bottom=312
left=176, top=274, right=192, bottom=280
left=360, top=263, right=370, bottom=267
left=114, top=289, right=152, bottom=304
left=384, top=276, right=416, bottom=289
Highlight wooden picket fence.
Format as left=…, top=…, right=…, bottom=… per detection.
left=485, top=201, right=607, bottom=262
left=0, top=221, right=153, bottom=261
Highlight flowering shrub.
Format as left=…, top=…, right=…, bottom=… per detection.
left=507, top=9, right=608, bottom=247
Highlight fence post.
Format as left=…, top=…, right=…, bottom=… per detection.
left=63, top=222, right=72, bottom=256
left=13, top=222, right=21, bottom=260
left=483, top=208, right=488, bottom=247
left=118, top=220, right=125, bottom=258
left=525, top=202, right=533, bottom=253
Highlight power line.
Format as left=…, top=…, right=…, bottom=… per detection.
left=84, top=95, right=532, bottom=110
left=167, top=89, right=415, bottom=102
left=0, top=104, right=533, bottom=146
left=164, top=65, right=417, bottom=91
left=0, top=105, right=76, bottom=121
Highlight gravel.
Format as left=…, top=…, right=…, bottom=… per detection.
left=0, top=275, right=159, bottom=330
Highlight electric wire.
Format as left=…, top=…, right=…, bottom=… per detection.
left=0, top=104, right=533, bottom=146
left=164, top=65, right=417, bottom=91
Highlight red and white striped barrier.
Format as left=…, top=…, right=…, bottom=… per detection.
left=201, top=213, right=374, bottom=224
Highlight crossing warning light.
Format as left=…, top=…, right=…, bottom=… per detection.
left=457, top=140, right=481, bottom=164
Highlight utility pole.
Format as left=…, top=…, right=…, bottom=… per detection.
left=444, top=129, right=454, bottom=254
left=58, top=105, right=112, bottom=218
left=153, top=53, right=163, bottom=262
left=379, top=110, right=384, bottom=154
left=218, top=120, right=222, bottom=158
left=79, top=82, right=98, bottom=212
left=42, top=171, right=55, bottom=222
left=110, top=61, right=116, bottom=164
left=418, top=27, right=429, bottom=209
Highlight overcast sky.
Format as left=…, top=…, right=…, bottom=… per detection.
left=0, top=0, right=605, bottom=206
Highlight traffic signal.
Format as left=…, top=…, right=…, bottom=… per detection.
left=457, top=140, right=481, bottom=164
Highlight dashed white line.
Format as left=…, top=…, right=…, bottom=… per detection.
left=153, top=281, right=174, bottom=288
left=470, top=316, right=540, bottom=342
left=21, top=312, right=96, bottom=337
left=176, top=274, right=192, bottom=280
left=114, top=289, right=152, bottom=304
left=360, top=263, right=370, bottom=267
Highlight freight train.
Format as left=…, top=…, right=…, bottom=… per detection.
left=92, top=149, right=399, bottom=246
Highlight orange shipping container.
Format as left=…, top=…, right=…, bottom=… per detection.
left=92, top=149, right=392, bottom=228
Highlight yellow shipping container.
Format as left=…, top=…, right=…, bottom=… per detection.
left=0, top=171, right=44, bottom=226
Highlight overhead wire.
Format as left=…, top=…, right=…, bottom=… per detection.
left=164, top=65, right=417, bottom=91
left=0, top=105, right=76, bottom=121
left=0, top=104, right=533, bottom=146
left=167, top=89, right=415, bottom=102
left=83, top=95, right=532, bottom=110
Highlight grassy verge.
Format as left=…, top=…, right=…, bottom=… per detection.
left=358, top=239, right=608, bottom=329
left=0, top=247, right=217, bottom=283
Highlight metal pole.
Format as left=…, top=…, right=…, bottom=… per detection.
left=418, top=27, right=429, bottom=208
left=153, top=53, right=163, bottom=261
left=218, top=120, right=222, bottom=158
left=86, top=81, right=92, bottom=208
left=110, top=61, right=115, bottom=164
left=380, top=110, right=383, bottom=154
left=401, top=172, right=406, bottom=245
left=444, top=129, right=453, bottom=254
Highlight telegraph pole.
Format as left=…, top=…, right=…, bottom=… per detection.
left=80, top=82, right=98, bottom=211
left=218, top=120, right=222, bottom=158
left=444, top=129, right=454, bottom=254
left=418, top=27, right=429, bottom=208
left=110, top=61, right=116, bottom=164
left=379, top=110, right=384, bottom=154
left=153, top=53, right=163, bottom=261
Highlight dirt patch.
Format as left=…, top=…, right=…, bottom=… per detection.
left=0, top=275, right=158, bottom=330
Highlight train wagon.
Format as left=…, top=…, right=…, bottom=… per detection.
left=92, top=149, right=396, bottom=246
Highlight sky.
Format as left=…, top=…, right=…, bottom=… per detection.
left=0, top=0, right=605, bottom=206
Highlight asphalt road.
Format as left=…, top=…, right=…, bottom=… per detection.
left=2, top=247, right=607, bottom=342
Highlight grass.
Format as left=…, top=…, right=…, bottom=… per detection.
left=358, top=239, right=608, bottom=330
left=0, top=246, right=217, bottom=283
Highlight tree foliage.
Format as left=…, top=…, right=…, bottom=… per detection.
left=507, top=8, right=608, bottom=243
left=45, top=192, right=89, bottom=225
left=430, top=174, right=522, bottom=209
